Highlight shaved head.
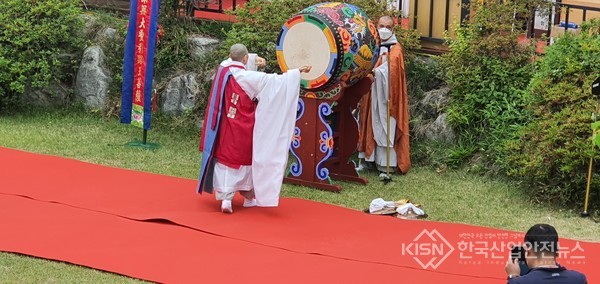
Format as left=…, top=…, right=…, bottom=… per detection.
left=230, top=43, right=248, bottom=62
left=378, top=15, right=395, bottom=29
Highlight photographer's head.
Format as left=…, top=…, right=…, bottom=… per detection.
left=506, top=224, right=587, bottom=282
left=524, top=224, right=559, bottom=267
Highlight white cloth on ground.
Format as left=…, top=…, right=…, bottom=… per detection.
left=396, top=203, right=425, bottom=216
left=369, top=198, right=396, bottom=213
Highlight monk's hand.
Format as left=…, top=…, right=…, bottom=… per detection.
left=299, top=65, right=312, bottom=73
left=255, top=56, right=266, bottom=68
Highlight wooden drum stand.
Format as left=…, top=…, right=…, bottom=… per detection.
left=284, top=76, right=372, bottom=191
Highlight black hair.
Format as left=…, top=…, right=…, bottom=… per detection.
left=524, top=224, right=559, bottom=257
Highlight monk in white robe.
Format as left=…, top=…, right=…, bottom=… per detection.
left=197, top=43, right=311, bottom=213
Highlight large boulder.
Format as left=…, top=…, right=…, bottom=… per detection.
left=424, top=113, right=456, bottom=143
left=75, top=46, right=112, bottom=109
left=160, top=73, right=199, bottom=116
left=416, top=86, right=451, bottom=117
left=188, top=35, right=219, bottom=60
left=410, top=86, right=455, bottom=143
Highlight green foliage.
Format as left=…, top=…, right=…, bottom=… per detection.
left=441, top=0, right=538, bottom=167
left=151, top=2, right=232, bottom=121
left=506, top=19, right=600, bottom=205
left=405, top=55, right=443, bottom=99
left=592, top=121, right=600, bottom=148
left=154, top=21, right=201, bottom=77
left=394, top=24, right=422, bottom=52
left=152, top=6, right=227, bottom=120
left=221, top=0, right=418, bottom=73
left=0, top=0, right=84, bottom=112
left=155, top=0, right=231, bottom=74
left=155, top=2, right=217, bottom=77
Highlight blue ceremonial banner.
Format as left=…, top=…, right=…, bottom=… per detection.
left=121, top=0, right=160, bottom=130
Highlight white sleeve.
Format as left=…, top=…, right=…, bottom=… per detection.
left=234, top=68, right=300, bottom=101
left=252, top=68, right=302, bottom=206
left=233, top=69, right=266, bottom=100
left=246, top=53, right=258, bottom=71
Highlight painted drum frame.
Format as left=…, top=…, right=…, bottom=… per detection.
left=276, top=2, right=380, bottom=92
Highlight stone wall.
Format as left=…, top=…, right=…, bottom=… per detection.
left=66, top=14, right=220, bottom=114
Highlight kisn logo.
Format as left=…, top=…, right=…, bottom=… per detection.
left=401, top=229, right=455, bottom=269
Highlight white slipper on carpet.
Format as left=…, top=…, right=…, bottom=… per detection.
left=221, top=200, right=233, bottom=213
left=243, top=198, right=257, bottom=208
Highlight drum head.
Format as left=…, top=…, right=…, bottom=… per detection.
left=277, top=14, right=343, bottom=90
left=282, top=22, right=330, bottom=82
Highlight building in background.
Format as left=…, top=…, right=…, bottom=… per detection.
left=83, top=0, right=600, bottom=52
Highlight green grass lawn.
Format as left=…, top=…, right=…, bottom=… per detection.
left=1, top=108, right=598, bottom=282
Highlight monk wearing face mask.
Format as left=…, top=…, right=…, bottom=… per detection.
left=357, top=15, right=411, bottom=177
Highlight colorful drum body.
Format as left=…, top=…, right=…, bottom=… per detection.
left=276, top=2, right=380, bottom=90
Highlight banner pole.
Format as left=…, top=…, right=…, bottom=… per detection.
left=121, top=0, right=161, bottom=150
left=127, top=128, right=159, bottom=149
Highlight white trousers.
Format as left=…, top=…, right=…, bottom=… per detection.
left=213, top=162, right=254, bottom=201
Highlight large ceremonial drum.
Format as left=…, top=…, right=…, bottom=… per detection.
left=276, top=2, right=380, bottom=90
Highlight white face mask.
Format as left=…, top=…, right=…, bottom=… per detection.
left=378, top=28, right=393, bottom=41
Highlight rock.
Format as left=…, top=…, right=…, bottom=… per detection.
left=410, top=86, right=453, bottom=142
left=79, top=13, right=99, bottom=38
left=424, top=113, right=456, bottom=143
left=79, top=14, right=119, bottom=43
left=23, top=83, right=70, bottom=107
left=414, top=55, right=444, bottom=91
left=188, top=35, right=219, bottom=60
left=160, top=73, right=199, bottom=116
left=95, top=27, right=118, bottom=42
left=417, top=86, right=451, bottom=118
left=75, top=46, right=112, bottom=109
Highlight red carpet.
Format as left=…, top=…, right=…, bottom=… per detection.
left=2, top=194, right=495, bottom=283
left=1, top=147, right=599, bottom=283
